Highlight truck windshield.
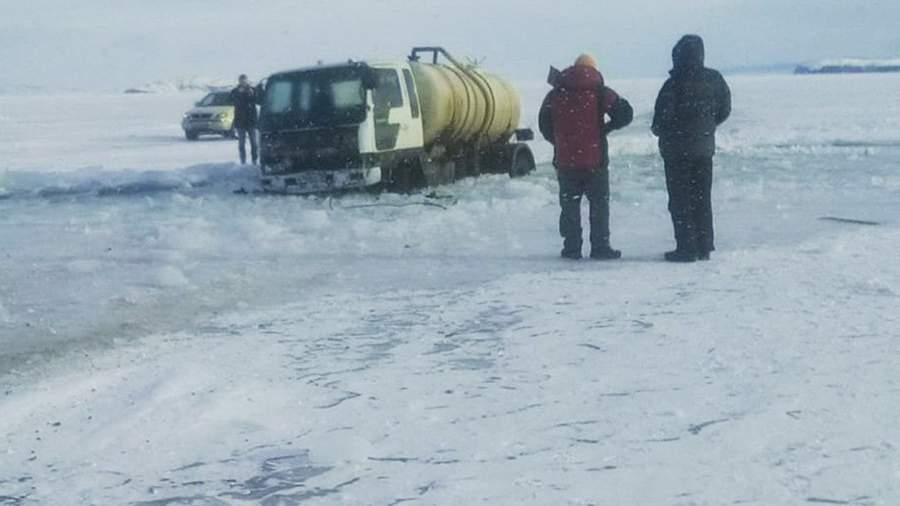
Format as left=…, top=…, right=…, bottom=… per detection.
left=262, top=68, right=367, bottom=128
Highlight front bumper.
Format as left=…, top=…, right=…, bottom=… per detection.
left=260, top=167, right=382, bottom=194
left=182, top=118, right=232, bottom=133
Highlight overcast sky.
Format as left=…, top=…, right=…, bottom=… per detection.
left=3, top=0, right=900, bottom=91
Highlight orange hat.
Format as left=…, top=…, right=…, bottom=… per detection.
left=574, top=54, right=598, bottom=70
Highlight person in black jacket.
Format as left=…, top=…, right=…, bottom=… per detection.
left=652, top=35, right=731, bottom=262
left=230, top=74, right=259, bottom=165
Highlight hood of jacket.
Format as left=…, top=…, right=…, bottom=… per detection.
left=671, top=35, right=705, bottom=75
left=556, top=65, right=604, bottom=91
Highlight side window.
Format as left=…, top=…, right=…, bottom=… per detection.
left=402, top=69, right=420, bottom=119
left=297, top=81, right=312, bottom=112
left=373, top=69, right=403, bottom=117
left=266, top=81, right=293, bottom=113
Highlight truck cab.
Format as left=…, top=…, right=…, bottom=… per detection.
left=258, top=48, right=534, bottom=195
left=259, top=62, right=425, bottom=193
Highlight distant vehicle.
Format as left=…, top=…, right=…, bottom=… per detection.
left=257, top=46, right=535, bottom=194
left=181, top=91, right=235, bottom=140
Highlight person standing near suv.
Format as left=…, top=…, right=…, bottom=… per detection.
left=652, top=35, right=731, bottom=262
left=231, top=74, right=259, bottom=165
left=539, top=54, right=634, bottom=260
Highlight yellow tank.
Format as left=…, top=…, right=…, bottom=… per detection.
left=409, top=61, right=521, bottom=149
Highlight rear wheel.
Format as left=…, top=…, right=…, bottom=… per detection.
left=185, top=131, right=199, bottom=141
left=510, top=144, right=536, bottom=178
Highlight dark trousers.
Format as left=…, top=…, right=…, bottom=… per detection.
left=664, top=157, right=714, bottom=254
left=558, top=169, right=611, bottom=254
left=237, top=127, right=259, bottom=164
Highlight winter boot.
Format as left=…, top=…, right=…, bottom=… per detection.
left=561, top=248, right=583, bottom=260
left=664, top=250, right=697, bottom=263
left=590, top=247, right=622, bottom=260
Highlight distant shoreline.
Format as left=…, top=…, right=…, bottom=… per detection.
left=795, top=59, right=900, bottom=75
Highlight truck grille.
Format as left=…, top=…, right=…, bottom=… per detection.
left=261, top=126, right=362, bottom=174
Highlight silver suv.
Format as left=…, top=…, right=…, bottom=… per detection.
left=181, top=91, right=235, bottom=140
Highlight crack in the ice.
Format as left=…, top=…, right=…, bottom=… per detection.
left=688, top=418, right=730, bottom=435
left=368, top=456, right=418, bottom=463
left=170, top=462, right=205, bottom=472
left=505, top=446, right=554, bottom=460
left=586, top=465, right=618, bottom=472
left=552, top=419, right=599, bottom=430
left=219, top=456, right=331, bottom=500
left=646, top=437, right=681, bottom=443
left=255, top=477, right=360, bottom=505
left=315, top=391, right=361, bottom=409
left=387, top=498, right=416, bottom=506
left=416, top=480, right=438, bottom=495
left=133, top=495, right=230, bottom=506
left=503, top=403, right=542, bottom=416
left=632, top=319, right=654, bottom=329
left=425, top=458, right=460, bottom=465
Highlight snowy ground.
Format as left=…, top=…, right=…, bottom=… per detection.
left=1, top=73, right=900, bottom=504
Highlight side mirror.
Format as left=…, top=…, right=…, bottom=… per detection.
left=255, top=81, right=266, bottom=105
left=361, top=69, right=378, bottom=90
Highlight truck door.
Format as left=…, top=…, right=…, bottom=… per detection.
left=371, top=66, right=424, bottom=152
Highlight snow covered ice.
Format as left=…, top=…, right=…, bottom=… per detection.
left=1, top=73, right=900, bottom=504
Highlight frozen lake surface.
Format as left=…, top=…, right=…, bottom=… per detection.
left=1, top=73, right=899, bottom=504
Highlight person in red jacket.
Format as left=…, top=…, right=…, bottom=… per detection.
left=539, top=55, right=633, bottom=259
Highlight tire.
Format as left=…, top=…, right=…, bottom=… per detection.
left=388, top=158, right=426, bottom=194
left=509, top=144, right=536, bottom=178
left=185, top=131, right=199, bottom=141
left=223, top=129, right=237, bottom=139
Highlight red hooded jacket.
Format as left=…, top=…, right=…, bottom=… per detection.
left=539, top=65, right=632, bottom=170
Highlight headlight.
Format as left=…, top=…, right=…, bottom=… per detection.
left=182, top=113, right=190, bottom=119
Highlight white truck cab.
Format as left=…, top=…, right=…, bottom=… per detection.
left=259, top=48, right=533, bottom=194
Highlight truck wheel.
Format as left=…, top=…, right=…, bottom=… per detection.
left=509, top=144, right=535, bottom=178
left=388, top=159, right=426, bottom=194
left=477, top=149, right=502, bottom=175
left=185, top=131, right=199, bottom=141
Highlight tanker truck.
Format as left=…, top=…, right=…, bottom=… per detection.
left=257, top=47, right=535, bottom=194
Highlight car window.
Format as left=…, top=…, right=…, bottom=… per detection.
left=199, top=92, right=233, bottom=107
left=212, top=93, right=233, bottom=106
left=332, top=80, right=365, bottom=108
left=402, top=69, right=419, bottom=118
left=373, top=69, right=403, bottom=110
left=267, top=81, right=293, bottom=113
